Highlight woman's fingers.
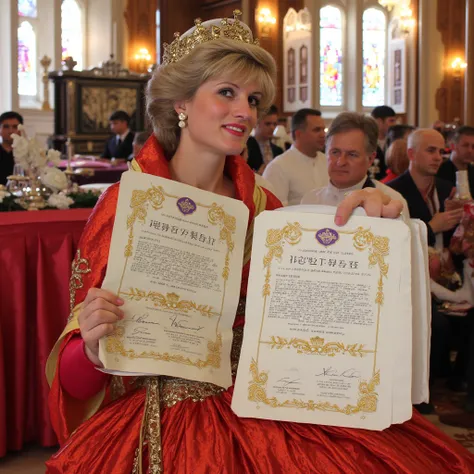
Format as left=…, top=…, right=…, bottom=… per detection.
left=83, top=287, right=124, bottom=308
left=380, top=199, right=404, bottom=219
left=335, top=188, right=403, bottom=226
left=82, top=322, right=117, bottom=346
left=81, top=307, right=123, bottom=334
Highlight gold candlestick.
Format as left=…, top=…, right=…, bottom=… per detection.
left=40, top=55, right=52, bottom=111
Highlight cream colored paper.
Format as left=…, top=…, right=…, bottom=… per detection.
left=98, top=171, right=249, bottom=388
left=232, top=208, right=411, bottom=430
left=409, top=219, right=431, bottom=404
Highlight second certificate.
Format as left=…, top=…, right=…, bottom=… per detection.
left=233, top=210, right=409, bottom=430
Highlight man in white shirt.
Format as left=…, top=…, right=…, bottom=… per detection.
left=301, top=111, right=409, bottom=220
left=263, top=109, right=328, bottom=206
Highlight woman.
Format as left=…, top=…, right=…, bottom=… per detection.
left=381, top=138, right=410, bottom=184
left=46, top=14, right=474, bottom=473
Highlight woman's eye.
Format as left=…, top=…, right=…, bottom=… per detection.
left=249, top=96, right=260, bottom=107
left=219, top=88, right=234, bottom=98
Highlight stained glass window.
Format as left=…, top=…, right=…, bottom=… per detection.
left=320, top=6, right=343, bottom=107
left=61, top=0, right=84, bottom=70
left=18, top=21, right=37, bottom=96
left=18, top=0, right=37, bottom=18
left=362, top=8, right=386, bottom=107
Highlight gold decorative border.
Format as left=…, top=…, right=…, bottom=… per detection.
left=251, top=223, right=389, bottom=415
left=105, top=183, right=237, bottom=369
left=248, top=359, right=379, bottom=414
left=106, top=327, right=222, bottom=369
left=260, top=336, right=374, bottom=357
left=120, top=289, right=219, bottom=318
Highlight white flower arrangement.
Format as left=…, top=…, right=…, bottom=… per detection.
left=40, top=167, right=68, bottom=192
left=0, top=189, right=11, bottom=204
left=11, top=124, right=68, bottom=194
left=47, top=192, right=74, bottom=210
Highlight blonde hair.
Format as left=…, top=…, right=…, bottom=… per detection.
left=385, top=139, right=409, bottom=175
left=146, top=39, right=277, bottom=159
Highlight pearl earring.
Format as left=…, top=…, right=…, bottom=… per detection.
left=178, top=112, right=187, bottom=128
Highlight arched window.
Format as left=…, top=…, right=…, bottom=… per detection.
left=319, top=5, right=343, bottom=107
left=61, top=0, right=84, bottom=70
left=18, top=0, right=37, bottom=17
left=362, top=8, right=386, bottom=107
left=18, top=20, right=37, bottom=96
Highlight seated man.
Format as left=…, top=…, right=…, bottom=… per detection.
left=437, top=126, right=474, bottom=198
left=388, top=129, right=462, bottom=248
left=0, top=111, right=23, bottom=185
left=246, top=105, right=283, bottom=174
left=129, top=131, right=151, bottom=161
left=102, top=111, right=135, bottom=159
left=301, top=111, right=409, bottom=220
left=389, top=129, right=465, bottom=412
left=263, top=108, right=328, bottom=206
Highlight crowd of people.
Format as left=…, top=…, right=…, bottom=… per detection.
left=249, top=102, right=474, bottom=426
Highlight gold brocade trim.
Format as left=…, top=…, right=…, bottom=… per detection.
left=260, top=336, right=374, bottom=357
left=106, top=326, right=222, bottom=368
left=120, top=289, right=219, bottom=317
left=145, top=378, right=162, bottom=474
left=109, top=375, right=126, bottom=401
left=159, top=325, right=244, bottom=407
left=68, top=250, right=91, bottom=322
left=160, top=377, right=225, bottom=408
left=133, top=323, right=245, bottom=473
left=248, top=359, right=380, bottom=415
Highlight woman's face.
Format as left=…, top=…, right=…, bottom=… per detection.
left=181, top=76, right=262, bottom=157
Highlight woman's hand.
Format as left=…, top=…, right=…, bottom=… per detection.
left=78, top=288, right=125, bottom=366
left=335, top=188, right=403, bottom=226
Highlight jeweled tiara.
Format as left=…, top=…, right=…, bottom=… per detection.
left=162, top=10, right=259, bottom=66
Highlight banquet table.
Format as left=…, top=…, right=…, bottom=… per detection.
left=0, top=208, right=92, bottom=456
left=58, top=158, right=128, bottom=185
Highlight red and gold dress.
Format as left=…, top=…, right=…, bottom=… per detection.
left=46, top=137, right=474, bottom=473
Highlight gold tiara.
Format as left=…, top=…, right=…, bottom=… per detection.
left=162, top=10, right=258, bottom=66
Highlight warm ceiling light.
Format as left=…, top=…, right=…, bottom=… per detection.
left=258, top=8, right=276, bottom=25
left=451, top=57, right=467, bottom=78
left=134, top=48, right=151, bottom=62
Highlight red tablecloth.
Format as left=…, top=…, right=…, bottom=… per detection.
left=0, top=209, right=92, bottom=456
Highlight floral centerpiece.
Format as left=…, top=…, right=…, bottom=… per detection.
left=0, top=126, right=101, bottom=212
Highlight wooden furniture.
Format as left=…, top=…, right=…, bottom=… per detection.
left=49, top=57, right=150, bottom=155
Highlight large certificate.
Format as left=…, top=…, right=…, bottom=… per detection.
left=232, top=208, right=413, bottom=430
left=99, top=171, right=249, bottom=388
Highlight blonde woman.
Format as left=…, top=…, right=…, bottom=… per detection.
left=45, top=13, right=473, bottom=474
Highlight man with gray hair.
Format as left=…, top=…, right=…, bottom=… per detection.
left=263, top=108, right=328, bottom=206
left=301, top=112, right=409, bottom=219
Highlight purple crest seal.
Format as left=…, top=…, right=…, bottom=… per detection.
left=177, top=197, right=197, bottom=215
left=315, top=228, right=339, bottom=246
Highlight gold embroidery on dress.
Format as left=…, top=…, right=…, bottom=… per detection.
left=109, top=375, right=126, bottom=401
left=145, top=378, right=163, bottom=474
left=68, top=249, right=91, bottom=322
left=134, top=301, right=246, bottom=472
